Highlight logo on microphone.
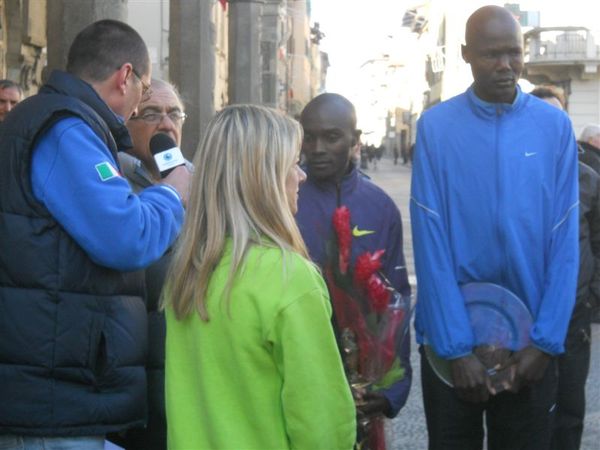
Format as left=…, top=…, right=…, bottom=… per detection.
left=163, top=152, right=173, bottom=162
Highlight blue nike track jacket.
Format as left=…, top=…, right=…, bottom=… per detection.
left=410, top=86, right=579, bottom=359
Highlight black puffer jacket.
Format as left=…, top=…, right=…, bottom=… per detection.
left=0, top=71, right=147, bottom=437
left=572, top=161, right=600, bottom=339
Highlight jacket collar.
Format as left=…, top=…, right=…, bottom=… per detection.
left=40, top=70, right=133, bottom=151
left=578, top=140, right=600, bottom=156
left=118, top=152, right=154, bottom=190
left=466, top=84, right=527, bottom=119
left=305, top=162, right=360, bottom=200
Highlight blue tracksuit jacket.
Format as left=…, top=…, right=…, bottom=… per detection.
left=410, top=86, right=579, bottom=359
left=296, top=165, right=412, bottom=416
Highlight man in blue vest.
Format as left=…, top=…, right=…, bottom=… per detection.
left=0, top=20, right=190, bottom=449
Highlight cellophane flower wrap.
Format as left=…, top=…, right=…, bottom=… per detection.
left=326, top=206, right=412, bottom=389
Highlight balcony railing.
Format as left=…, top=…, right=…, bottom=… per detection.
left=524, top=27, right=600, bottom=64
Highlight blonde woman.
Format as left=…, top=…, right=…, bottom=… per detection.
left=163, top=105, right=356, bottom=450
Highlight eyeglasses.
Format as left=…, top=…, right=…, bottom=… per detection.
left=130, top=110, right=188, bottom=125
left=131, top=67, right=152, bottom=97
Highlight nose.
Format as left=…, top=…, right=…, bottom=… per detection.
left=157, top=114, right=178, bottom=133
left=496, top=53, right=511, bottom=71
left=298, top=166, right=307, bottom=184
left=313, top=138, right=327, bottom=154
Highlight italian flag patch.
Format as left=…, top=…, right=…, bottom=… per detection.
left=95, top=162, right=120, bottom=181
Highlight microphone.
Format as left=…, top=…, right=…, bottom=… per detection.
left=149, top=133, right=186, bottom=178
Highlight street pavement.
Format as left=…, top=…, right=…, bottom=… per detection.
left=364, top=155, right=600, bottom=450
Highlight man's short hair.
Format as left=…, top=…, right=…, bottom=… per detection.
left=580, top=124, right=600, bottom=142
left=0, top=79, right=23, bottom=96
left=66, top=19, right=149, bottom=83
left=530, top=85, right=565, bottom=109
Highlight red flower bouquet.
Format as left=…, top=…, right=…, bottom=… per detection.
left=326, top=206, right=412, bottom=389
left=325, top=206, right=413, bottom=450
left=332, top=206, right=352, bottom=274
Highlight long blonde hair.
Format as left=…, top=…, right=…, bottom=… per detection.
left=163, top=104, right=308, bottom=321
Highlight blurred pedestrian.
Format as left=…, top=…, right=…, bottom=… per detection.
left=411, top=6, right=578, bottom=450
left=0, top=79, right=23, bottom=123
left=531, top=85, right=600, bottom=450
left=296, top=93, right=412, bottom=450
left=351, top=128, right=363, bottom=165
left=0, top=20, right=190, bottom=450
left=578, top=124, right=600, bottom=174
left=576, top=125, right=600, bottom=325
left=108, top=79, right=190, bottom=450
left=163, top=104, right=356, bottom=450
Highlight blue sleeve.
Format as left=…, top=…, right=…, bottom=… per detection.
left=410, top=117, right=475, bottom=359
left=378, top=202, right=412, bottom=416
left=379, top=329, right=412, bottom=417
left=31, top=117, right=184, bottom=271
left=531, top=119, right=579, bottom=355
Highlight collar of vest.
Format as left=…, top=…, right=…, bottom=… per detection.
left=305, top=162, right=361, bottom=199
left=41, top=70, right=133, bottom=151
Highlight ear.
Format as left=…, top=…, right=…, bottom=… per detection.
left=461, top=44, right=470, bottom=64
left=115, top=63, right=133, bottom=95
left=350, top=130, right=359, bottom=148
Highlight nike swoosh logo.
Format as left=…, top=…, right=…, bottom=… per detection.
left=525, top=152, right=537, bottom=157
left=352, top=225, right=375, bottom=237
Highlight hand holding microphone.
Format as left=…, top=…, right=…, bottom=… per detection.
left=150, top=133, right=191, bottom=207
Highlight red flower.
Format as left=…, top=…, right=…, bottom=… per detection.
left=326, top=205, right=412, bottom=388
left=366, top=274, right=391, bottom=313
left=353, top=249, right=385, bottom=286
left=332, top=206, right=352, bottom=274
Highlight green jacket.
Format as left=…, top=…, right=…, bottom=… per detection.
left=165, top=240, right=356, bottom=449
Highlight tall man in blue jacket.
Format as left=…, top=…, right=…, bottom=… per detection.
left=0, top=20, right=190, bottom=449
left=410, top=6, right=579, bottom=450
left=296, top=93, right=412, bottom=447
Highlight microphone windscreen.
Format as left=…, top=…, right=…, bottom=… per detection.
left=150, top=133, right=177, bottom=155
left=149, top=133, right=185, bottom=178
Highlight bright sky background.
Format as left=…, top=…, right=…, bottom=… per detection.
left=310, top=0, right=600, bottom=143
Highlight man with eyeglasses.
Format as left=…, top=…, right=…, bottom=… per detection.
left=124, top=79, right=189, bottom=183
left=0, top=20, right=191, bottom=450
left=107, top=79, right=190, bottom=450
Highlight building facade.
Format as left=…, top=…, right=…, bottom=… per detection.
left=523, top=26, right=600, bottom=136
left=0, top=0, right=46, bottom=97
left=1, top=0, right=327, bottom=158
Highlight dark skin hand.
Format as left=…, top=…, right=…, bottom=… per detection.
left=473, top=346, right=513, bottom=394
left=503, top=346, right=551, bottom=393
left=450, top=353, right=490, bottom=403
left=355, top=390, right=391, bottom=418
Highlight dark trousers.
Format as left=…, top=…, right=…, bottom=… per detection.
left=420, top=346, right=558, bottom=450
left=550, top=322, right=591, bottom=450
